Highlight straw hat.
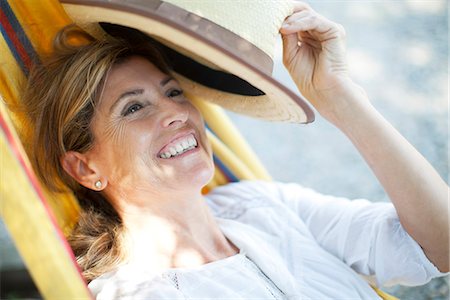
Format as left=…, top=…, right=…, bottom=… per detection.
left=61, top=0, right=315, bottom=123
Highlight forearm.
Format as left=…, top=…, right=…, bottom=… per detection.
left=321, top=80, right=449, bottom=272
left=280, top=2, right=449, bottom=272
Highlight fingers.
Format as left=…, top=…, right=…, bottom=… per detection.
left=281, top=32, right=299, bottom=66
left=280, top=2, right=345, bottom=41
left=280, top=1, right=313, bottom=34
left=291, top=1, right=313, bottom=13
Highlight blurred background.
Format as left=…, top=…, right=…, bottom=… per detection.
left=1, top=0, right=448, bottom=299
left=227, top=0, right=449, bottom=299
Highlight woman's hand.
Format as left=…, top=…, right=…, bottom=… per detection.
left=281, top=2, right=449, bottom=273
left=280, top=2, right=364, bottom=122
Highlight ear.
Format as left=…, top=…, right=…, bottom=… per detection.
left=60, top=151, right=107, bottom=191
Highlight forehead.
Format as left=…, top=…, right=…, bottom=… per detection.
left=106, top=56, right=166, bottom=86
left=98, top=56, right=168, bottom=108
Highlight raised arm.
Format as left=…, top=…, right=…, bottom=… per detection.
left=280, top=2, right=449, bottom=272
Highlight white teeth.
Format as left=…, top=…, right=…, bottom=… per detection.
left=159, top=135, right=198, bottom=159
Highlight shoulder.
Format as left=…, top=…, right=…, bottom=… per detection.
left=205, top=180, right=313, bottom=218
left=208, top=180, right=281, bottom=197
left=206, top=180, right=324, bottom=205
left=205, top=181, right=279, bottom=218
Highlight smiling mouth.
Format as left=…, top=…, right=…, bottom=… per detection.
left=158, top=134, right=198, bottom=159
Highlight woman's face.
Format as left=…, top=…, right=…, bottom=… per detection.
left=86, top=56, right=214, bottom=203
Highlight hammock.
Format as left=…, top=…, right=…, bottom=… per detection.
left=0, top=1, right=397, bottom=299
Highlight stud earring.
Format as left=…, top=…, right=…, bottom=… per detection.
left=95, top=180, right=102, bottom=189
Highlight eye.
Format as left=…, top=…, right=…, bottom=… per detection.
left=167, top=89, right=183, bottom=98
left=123, top=103, right=143, bottom=116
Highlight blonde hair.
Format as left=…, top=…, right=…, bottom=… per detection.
left=22, top=24, right=170, bottom=282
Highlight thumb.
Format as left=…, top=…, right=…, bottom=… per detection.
left=281, top=32, right=299, bottom=67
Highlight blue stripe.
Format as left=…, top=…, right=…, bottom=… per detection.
left=0, top=17, right=27, bottom=74
left=213, top=154, right=239, bottom=183
left=205, top=123, right=215, bottom=136
left=0, top=0, right=39, bottom=75
left=206, top=125, right=239, bottom=182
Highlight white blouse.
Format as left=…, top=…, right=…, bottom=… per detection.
left=89, top=181, right=447, bottom=299
left=161, top=250, right=287, bottom=299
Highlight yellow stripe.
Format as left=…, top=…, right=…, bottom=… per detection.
left=372, top=286, right=399, bottom=300
left=208, top=131, right=256, bottom=181
left=205, top=169, right=222, bottom=191
left=0, top=5, right=34, bottom=159
left=0, top=0, right=74, bottom=122
left=7, top=0, right=74, bottom=56
left=0, top=28, right=27, bottom=135
left=0, top=1, right=85, bottom=295
left=0, top=35, right=23, bottom=106
left=213, top=164, right=229, bottom=186
left=191, top=96, right=271, bottom=180
left=0, top=101, right=91, bottom=299
left=0, top=0, right=81, bottom=232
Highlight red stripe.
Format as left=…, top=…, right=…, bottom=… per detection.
left=0, top=9, right=33, bottom=71
left=0, top=114, right=91, bottom=293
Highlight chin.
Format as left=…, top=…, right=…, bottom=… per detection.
left=199, top=167, right=215, bottom=188
left=182, top=142, right=214, bottom=191
left=189, top=161, right=215, bottom=192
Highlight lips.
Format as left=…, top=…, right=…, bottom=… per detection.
left=158, top=132, right=198, bottom=159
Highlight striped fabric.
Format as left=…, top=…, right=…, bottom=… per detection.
left=0, top=0, right=269, bottom=298
left=0, top=0, right=39, bottom=75
left=0, top=1, right=94, bottom=298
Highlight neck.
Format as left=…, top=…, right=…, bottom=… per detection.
left=115, top=190, right=238, bottom=271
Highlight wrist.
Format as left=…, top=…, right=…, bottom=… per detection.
left=308, top=78, right=373, bottom=127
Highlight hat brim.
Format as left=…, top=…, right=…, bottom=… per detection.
left=61, top=0, right=315, bottom=123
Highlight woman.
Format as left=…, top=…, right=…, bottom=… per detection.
left=23, top=2, right=448, bottom=299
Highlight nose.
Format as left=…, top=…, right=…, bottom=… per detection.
left=160, top=98, right=189, bottom=128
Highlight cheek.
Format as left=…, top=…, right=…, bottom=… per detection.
left=103, top=119, right=127, bottom=146
left=198, top=125, right=213, bottom=158
left=121, top=129, right=156, bottom=171
left=104, top=117, right=156, bottom=149
left=95, top=121, right=157, bottom=176
left=189, top=106, right=209, bottom=146
left=202, top=132, right=213, bottom=158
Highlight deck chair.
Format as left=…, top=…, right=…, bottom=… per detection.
left=0, top=1, right=398, bottom=299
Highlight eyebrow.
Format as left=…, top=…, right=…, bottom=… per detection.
left=109, top=76, right=175, bottom=113
left=160, top=76, right=174, bottom=87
